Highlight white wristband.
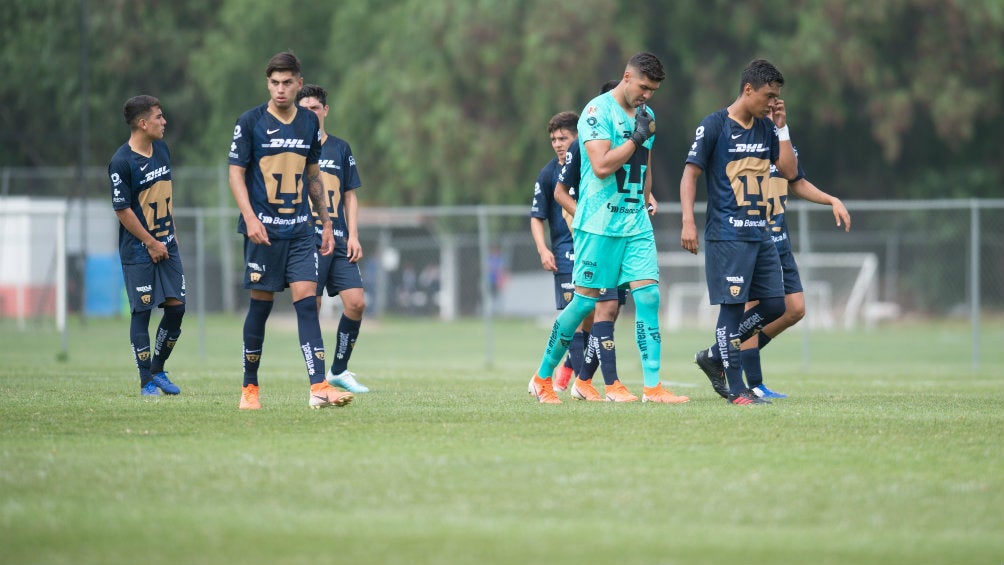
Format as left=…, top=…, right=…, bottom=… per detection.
left=777, top=125, right=790, bottom=141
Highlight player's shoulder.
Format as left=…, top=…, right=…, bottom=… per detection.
left=324, top=133, right=352, bottom=151
left=152, top=139, right=171, bottom=159
left=236, top=103, right=268, bottom=124
left=109, top=142, right=133, bottom=164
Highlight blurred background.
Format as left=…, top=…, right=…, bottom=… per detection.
left=1, top=0, right=1001, bottom=366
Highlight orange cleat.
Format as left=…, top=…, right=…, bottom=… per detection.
left=642, top=383, right=690, bottom=404
left=570, top=379, right=604, bottom=401
left=239, top=384, right=261, bottom=410
left=604, top=380, right=639, bottom=402
left=309, top=382, right=354, bottom=409
left=528, top=374, right=562, bottom=404
left=553, top=363, right=574, bottom=392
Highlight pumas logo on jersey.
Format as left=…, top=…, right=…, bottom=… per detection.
left=262, top=138, right=311, bottom=149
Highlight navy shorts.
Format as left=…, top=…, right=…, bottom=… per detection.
left=121, top=245, right=186, bottom=312
left=705, top=239, right=784, bottom=304
left=778, top=248, right=804, bottom=295
left=317, top=252, right=364, bottom=297
left=243, top=234, right=317, bottom=292
left=554, top=273, right=627, bottom=309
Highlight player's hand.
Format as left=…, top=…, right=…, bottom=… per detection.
left=681, top=221, right=699, bottom=255
left=146, top=241, right=169, bottom=263
left=319, top=229, right=334, bottom=256
left=245, top=216, right=270, bottom=246
left=771, top=99, right=787, bottom=128
left=832, top=198, right=851, bottom=232
left=346, top=236, right=363, bottom=263
left=539, top=249, right=557, bottom=272
left=630, top=105, right=655, bottom=148
left=646, top=195, right=658, bottom=216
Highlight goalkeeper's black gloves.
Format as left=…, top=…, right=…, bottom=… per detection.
left=630, top=104, right=655, bottom=149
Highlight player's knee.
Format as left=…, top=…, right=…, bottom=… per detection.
left=784, top=302, right=805, bottom=325
left=566, top=293, right=598, bottom=320
left=164, top=302, right=185, bottom=317
left=631, top=284, right=660, bottom=312
left=760, top=296, right=786, bottom=323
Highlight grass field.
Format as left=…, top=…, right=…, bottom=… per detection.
left=1, top=314, right=1002, bottom=565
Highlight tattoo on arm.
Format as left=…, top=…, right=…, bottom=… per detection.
left=306, top=173, right=331, bottom=224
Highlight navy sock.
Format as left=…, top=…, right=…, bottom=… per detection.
left=130, top=309, right=152, bottom=386
left=714, top=303, right=745, bottom=396
left=737, top=297, right=785, bottom=342
left=567, top=331, right=586, bottom=376
left=330, top=314, right=361, bottom=374
left=293, top=297, right=326, bottom=385
left=590, top=320, right=619, bottom=386
left=151, top=303, right=185, bottom=373
left=758, top=332, right=773, bottom=349
left=579, top=331, right=599, bottom=382
left=741, top=347, right=764, bottom=388
left=242, top=298, right=273, bottom=387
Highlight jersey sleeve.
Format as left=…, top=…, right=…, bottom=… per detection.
left=557, top=143, right=580, bottom=195
left=342, top=142, right=362, bottom=190
left=108, top=154, right=132, bottom=211
left=529, top=164, right=552, bottom=219
left=791, top=146, right=807, bottom=182
left=685, top=112, right=722, bottom=171
left=228, top=113, right=253, bottom=168
left=306, top=114, right=322, bottom=165
left=768, top=118, right=780, bottom=164
left=579, top=104, right=614, bottom=144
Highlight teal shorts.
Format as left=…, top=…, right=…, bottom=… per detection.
left=572, top=230, right=659, bottom=289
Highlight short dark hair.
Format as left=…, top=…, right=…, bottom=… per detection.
left=600, top=80, right=619, bottom=94
left=739, top=59, right=784, bottom=93
left=548, top=111, right=578, bottom=134
left=266, top=51, right=301, bottom=77
left=123, top=95, right=161, bottom=128
left=296, top=84, right=327, bottom=106
left=627, top=52, right=666, bottom=82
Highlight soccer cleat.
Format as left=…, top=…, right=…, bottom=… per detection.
left=528, top=374, right=561, bottom=404
left=327, top=369, right=370, bottom=393
left=642, top=383, right=690, bottom=404
left=141, top=381, right=159, bottom=396
left=553, top=363, right=574, bottom=392
left=728, top=389, right=772, bottom=405
left=309, top=382, right=354, bottom=409
left=603, top=380, right=639, bottom=402
left=151, top=371, right=180, bottom=395
left=570, top=378, right=604, bottom=401
left=752, top=384, right=788, bottom=399
left=695, top=349, right=728, bottom=399
left=239, top=384, right=261, bottom=410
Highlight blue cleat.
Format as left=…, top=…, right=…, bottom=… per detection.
left=327, top=369, right=370, bottom=393
left=141, top=381, right=160, bottom=396
left=151, top=371, right=180, bottom=395
left=753, top=384, right=787, bottom=399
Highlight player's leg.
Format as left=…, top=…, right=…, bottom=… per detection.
left=737, top=240, right=788, bottom=399
left=318, top=254, right=369, bottom=393
left=149, top=252, right=186, bottom=395
left=744, top=248, right=805, bottom=398
left=122, top=261, right=157, bottom=396
left=239, top=237, right=284, bottom=409
left=570, top=298, right=607, bottom=401
left=550, top=273, right=578, bottom=391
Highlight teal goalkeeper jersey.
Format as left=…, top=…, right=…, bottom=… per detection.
left=572, top=92, right=654, bottom=237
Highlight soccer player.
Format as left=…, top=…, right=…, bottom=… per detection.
left=228, top=51, right=352, bottom=410
left=680, top=59, right=797, bottom=405
left=734, top=143, right=851, bottom=399
left=529, top=111, right=589, bottom=394
left=109, top=95, right=185, bottom=397
left=528, top=52, right=689, bottom=405
left=296, top=84, right=370, bottom=394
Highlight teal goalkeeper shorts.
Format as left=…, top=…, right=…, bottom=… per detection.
left=572, top=229, right=659, bottom=289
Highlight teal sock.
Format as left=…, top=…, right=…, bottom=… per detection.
left=537, top=293, right=597, bottom=378
left=631, top=284, right=661, bottom=388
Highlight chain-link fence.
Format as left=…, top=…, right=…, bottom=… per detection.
left=2, top=166, right=1002, bottom=365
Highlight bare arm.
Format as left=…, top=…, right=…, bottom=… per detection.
left=680, top=163, right=702, bottom=254
left=789, top=178, right=851, bottom=231
left=343, top=188, right=363, bottom=262
left=228, top=164, right=269, bottom=245
left=583, top=138, right=637, bottom=180
left=644, top=152, right=657, bottom=216
left=115, top=208, right=168, bottom=262
left=771, top=99, right=798, bottom=180
left=304, top=162, right=334, bottom=256
left=554, top=182, right=576, bottom=216
left=530, top=217, right=556, bottom=272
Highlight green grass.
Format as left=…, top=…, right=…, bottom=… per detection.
left=1, top=315, right=1002, bottom=565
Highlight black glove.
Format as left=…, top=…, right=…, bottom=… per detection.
left=630, top=105, right=655, bottom=148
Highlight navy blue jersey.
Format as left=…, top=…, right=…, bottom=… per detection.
left=530, top=156, right=574, bottom=274
left=686, top=108, right=780, bottom=242
left=765, top=146, right=807, bottom=256
left=108, top=139, right=176, bottom=263
left=228, top=103, right=322, bottom=240
left=313, top=134, right=362, bottom=257
left=556, top=142, right=581, bottom=201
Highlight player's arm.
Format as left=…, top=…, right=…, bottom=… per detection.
left=680, top=163, right=702, bottom=254
left=644, top=152, right=657, bottom=216
left=343, top=188, right=363, bottom=262
left=554, top=182, right=576, bottom=217
left=789, top=178, right=851, bottom=232
left=530, top=217, right=556, bottom=272
left=305, top=162, right=334, bottom=256
left=584, top=138, right=636, bottom=179
left=115, top=208, right=169, bottom=263
left=228, top=164, right=269, bottom=246
left=771, top=99, right=798, bottom=180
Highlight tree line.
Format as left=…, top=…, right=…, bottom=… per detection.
left=2, top=0, right=1001, bottom=206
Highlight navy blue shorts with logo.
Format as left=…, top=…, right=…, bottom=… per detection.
left=553, top=273, right=627, bottom=310
left=121, top=243, right=186, bottom=313
left=243, top=234, right=318, bottom=292
left=778, top=248, right=804, bottom=295
left=317, top=252, right=364, bottom=297
left=705, top=239, right=784, bottom=305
